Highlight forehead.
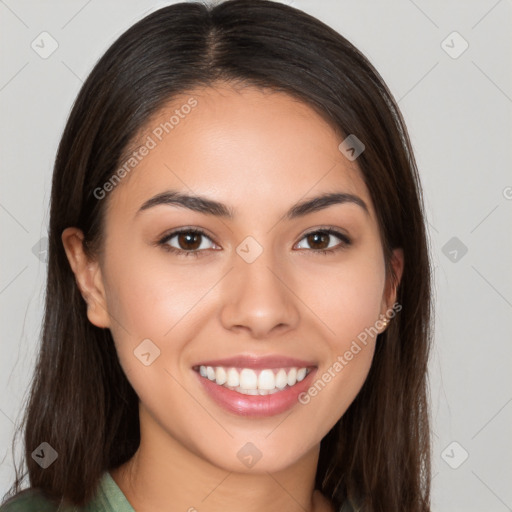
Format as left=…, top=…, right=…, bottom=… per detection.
left=107, top=84, right=375, bottom=221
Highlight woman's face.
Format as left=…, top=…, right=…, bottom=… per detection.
left=68, top=84, right=402, bottom=473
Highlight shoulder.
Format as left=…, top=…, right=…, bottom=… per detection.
left=1, top=471, right=134, bottom=512
left=0, top=489, right=69, bottom=512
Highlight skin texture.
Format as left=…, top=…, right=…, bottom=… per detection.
left=63, top=84, right=403, bottom=512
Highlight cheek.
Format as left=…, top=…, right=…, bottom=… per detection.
left=99, top=246, right=227, bottom=400
left=102, top=248, right=223, bottom=340
left=299, top=249, right=386, bottom=344
left=295, top=251, right=385, bottom=426
left=99, top=251, right=218, bottom=440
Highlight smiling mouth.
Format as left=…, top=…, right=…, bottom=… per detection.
left=193, top=365, right=313, bottom=395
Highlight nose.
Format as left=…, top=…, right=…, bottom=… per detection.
left=219, top=246, right=300, bottom=339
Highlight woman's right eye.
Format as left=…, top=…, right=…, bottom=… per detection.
left=158, top=229, right=218, bottom=257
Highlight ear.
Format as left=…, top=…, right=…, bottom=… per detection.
left=61, top=227, right=111, bottom=329
left=378, top=248, right=404, bottom=331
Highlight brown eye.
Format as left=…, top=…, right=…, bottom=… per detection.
left=295, top=228, right=351, bottom=253
left=176, top=232, right=203, bottom=251
left=306, top=232, right=330, bottom=250
left=159, top=229, right=217, bottom=255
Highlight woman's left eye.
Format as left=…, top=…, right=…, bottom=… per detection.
left=295, top=229, right=351, bottom=254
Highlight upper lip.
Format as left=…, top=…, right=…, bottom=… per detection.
left=193, top=354, right=317, bottom=370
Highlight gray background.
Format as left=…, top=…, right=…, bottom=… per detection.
left=1, top=0, right=511, bottom=510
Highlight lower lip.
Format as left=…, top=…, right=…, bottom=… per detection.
left=194, top=368, right=317, bottom=417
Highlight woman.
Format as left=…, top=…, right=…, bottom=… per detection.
left=1, top=0, right=433, bottom=510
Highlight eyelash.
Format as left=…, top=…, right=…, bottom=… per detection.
left=157, top=227, right=352, bottom=258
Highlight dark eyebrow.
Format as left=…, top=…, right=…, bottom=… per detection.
left=285, top=192, right=369, bottom=219
left=137, top=190, right=368, bottom=219
left=137, top=191, right=234, bottom=218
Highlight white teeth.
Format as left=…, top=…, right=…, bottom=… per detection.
left=239, top=369, right=258, bottom=390
left=226, top=368, right=239, bottom=387
left=258, top=369, right=275, bottom=390
left=206, top=366, right=216, bottom=381
left=235, top=386, right=282, bottom=396
left=275, top=369, right=288, bottom=389
left=287, top=367, right=297, bottom=387
left=215, top=367, right=227, bottom=386
left=197, top=365, right=311, bottom=394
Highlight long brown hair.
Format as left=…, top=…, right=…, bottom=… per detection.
left=3, top=1, right=433, bottom=510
